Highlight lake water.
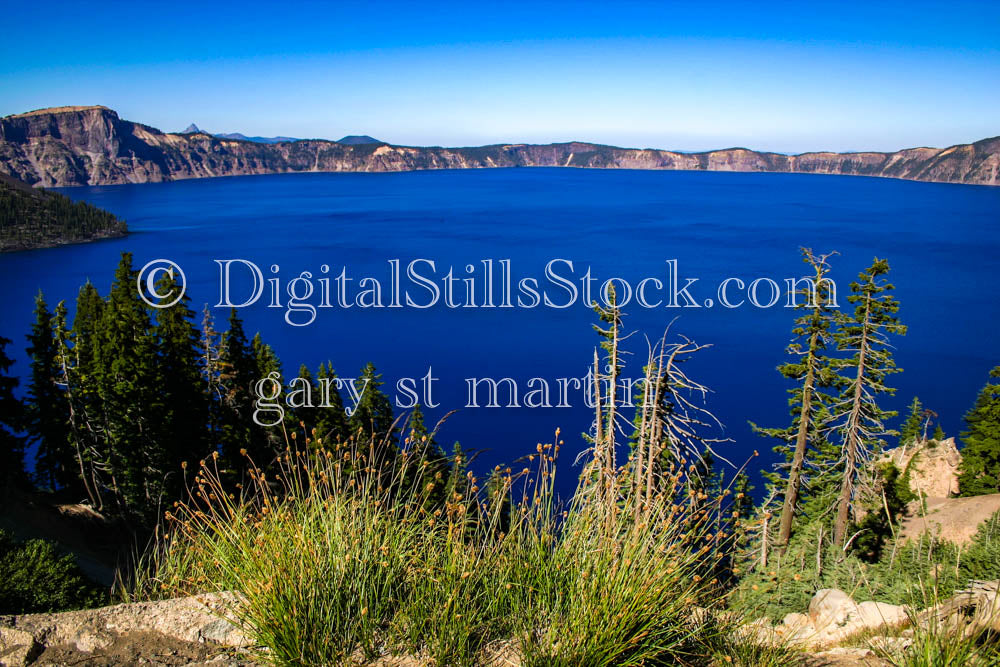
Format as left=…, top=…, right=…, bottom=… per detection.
left=2, top=168, right=998, bottom=495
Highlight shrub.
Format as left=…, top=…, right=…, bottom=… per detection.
left=960, top=510, right=1000, bottom=583
left=0, top=529, right=106, bottom=614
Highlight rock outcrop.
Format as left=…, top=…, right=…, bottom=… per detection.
left=0, top=593, right=250, bottom=666
left=882, top=437, right=962, bottom=498
left=2, top=106, right=998, bottom=187
left=877, top=438, right=1000, bottom=544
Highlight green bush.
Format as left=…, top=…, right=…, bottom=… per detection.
left=960, top=510, right=1000, bottom=582
left=0, top=529, right=106, bottom=614
left=732, top=511, right=1000, bottom=621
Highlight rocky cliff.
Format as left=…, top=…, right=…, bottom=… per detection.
left=882, top=437, right=963, bottom=498
left=2, top=106, right=998, bottom=187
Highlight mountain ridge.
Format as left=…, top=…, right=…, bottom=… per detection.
left=1, top=106, right=996, bottom=187
left=337, top=134, right=383, bottom=145
left=214, top=132, right=300, bottom=144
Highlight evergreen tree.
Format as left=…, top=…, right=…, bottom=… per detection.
left=958, top=366, right=1000, bottom=496
left=402, top=403, right=450, bottom=510
left=933, top=424, right=945, bottom=441
left=151, top=272, right=209, bottom=499
left=97, top=253, right=162, bottom=520
left=250, top=332, right=285, bottom=461
left=290, top=363, right=317, bottom=442
left=218, top=309, right=255, bottom=467
left=347, top=362, right=398, bottom=459
left=898, top=397, right=923, bottom=446
left=830, top=258, right=906, bottom=546
left=852, top=461, right=911, bottom=562
left=446, top=441, right=470, bottom=501
left=313, top=361, right=348, bottom=447
left=687, top=449, right=717, bottom=505
left=50, top=301, right=93, bottom=501
left=26, top=292, right=72, bottom=490
left=754, top=249, right=841, bottom=550
left=591, top=285, right=623, bottom=496
left=199, top=305, right=224, bottom=453
left=63, top=282, right=107, bottom=507
left=0, top=336, right=26, bottom=487
left=407, top=402, right=430, bottom=446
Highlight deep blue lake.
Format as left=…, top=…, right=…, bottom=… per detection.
left=2, top=168, right=998, bottom=496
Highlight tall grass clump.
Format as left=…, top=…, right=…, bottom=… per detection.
left=137, top=310, right=789, bottom=665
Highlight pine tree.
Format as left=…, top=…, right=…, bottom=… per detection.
left=957, top=366, right=1000, bottom=496
left=446, top=441, right=470, bottom=501
left=830, top=258, right=906, bottom=546
left=251, top=332, right=285, bottom=461
left=50, top=300, right=98, bottom=503
left=218, top=309, right=255, bottom=467
left=899, top=397, right=923, bottom=446
left=313, top=362, right=348, bottom=447
left=348, top=362, right=398, bottom=459
left=0, top=336, right=26, bottom=487
left=200, top=305, right=224, bottom=453
left=851, top=460, right=910, bottom=562
left=933, top=424, right=945, bottom=441
left=98, top=252, right=162, bottom=519
left=151, top=272, right=209, bottom=499
left=754, top=249, right=841, bottom=550
left=26, top=291, right=72, bottom=491
left=63, top=282, right=107, bottom=507
left=401, top=403, right=449, bottom=512
left=591, top=285, right=623, bottom=499
left=290, top=363, right=317, bottom=441
left=408, top=402, right=430, bottom=445
left=629, top=354, right=676, bottom=497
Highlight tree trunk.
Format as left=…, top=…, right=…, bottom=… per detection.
left=776, top=329, right=819, bottom=551
left=834, top=301, right=871, bottom=546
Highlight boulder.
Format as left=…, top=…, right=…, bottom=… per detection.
left=778, top=612, right=822, bottom=646
left=809, top=588, right=862, bottom=637
left=806, top=590, right=908, bottom=644
left=856, top=600, right=908, bottom=629
left=782, top=611, right=811, bottom=630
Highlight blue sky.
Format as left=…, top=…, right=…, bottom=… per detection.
left=2, top=1, right=998, bottom=152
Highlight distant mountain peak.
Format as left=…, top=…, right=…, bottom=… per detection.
left=182, top=123, right=204, bottom=134
left=337, top=135, right=382, bottom=145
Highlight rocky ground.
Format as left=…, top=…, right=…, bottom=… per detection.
left=3, top=583, right=997, bottom=666
left=0, top=594, right=253, bottom=667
